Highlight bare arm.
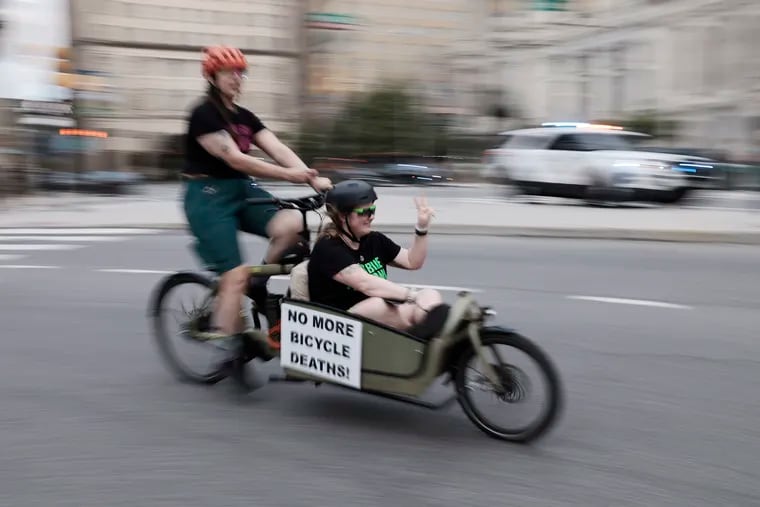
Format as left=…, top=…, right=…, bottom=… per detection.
left=391, top=197, right=433, bottom=270
left=253, top=129, right=309, bottom=170
left=390, top=234, right=428, bottom=270
left=333, top=265, right=413, bottom=302
left=197, top=130, right=313, bottom=183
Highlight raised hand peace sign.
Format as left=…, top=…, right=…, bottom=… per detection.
left=414, top=196, right=435, bottom=230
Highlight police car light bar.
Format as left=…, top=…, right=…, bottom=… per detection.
left=541, top=122, right=588, bottom=127
left=541, top=122, right=623, bottom=130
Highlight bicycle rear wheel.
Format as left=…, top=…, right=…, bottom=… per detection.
left=149, top=271, right=231, bottom=384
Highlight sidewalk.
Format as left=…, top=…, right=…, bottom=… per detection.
left=1, top=185, right=759, bottom=244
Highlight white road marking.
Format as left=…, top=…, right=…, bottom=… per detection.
left=0, top=235, right=127, bottom=242
left=271, top=275, right=481, bottom=292
left=0, top=244, right=81, bottom=251
left=97, top=269, right=173, bottom=274
left=684, top=205, right=758, bottom=212
left=0, top=265, right=60, bottom=269
left=456, top=198, right=502, bottom=204
left=91, top=270, right=482, bottom=292
left=400, top=283, right=483, bottom=293
left=567, top=295, right=692, bottom=310
left=0, top=254, right=23, bottom=261
left=0, top=228, right=162, bottom=235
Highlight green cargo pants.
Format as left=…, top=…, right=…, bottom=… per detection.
left=183, top=178, right=278, bottom=274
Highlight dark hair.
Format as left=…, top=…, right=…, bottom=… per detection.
left=205, top=82, right=239, bottom=142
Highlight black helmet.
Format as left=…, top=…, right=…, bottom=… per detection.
left=325, top=179, right=377, bottom=213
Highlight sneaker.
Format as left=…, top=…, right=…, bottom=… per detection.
left=217, top=331, right=279, bottom=393
left=242, top=328, right=276, bottom=361
left=211, top=334, right=252, bottom=393
left=406, top=304, right=451, bottom=341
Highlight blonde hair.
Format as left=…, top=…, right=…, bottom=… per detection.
left=317, top=206, right=345, bottom=240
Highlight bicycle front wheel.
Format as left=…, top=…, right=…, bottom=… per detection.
left=454, top=329, right=563, bottom=444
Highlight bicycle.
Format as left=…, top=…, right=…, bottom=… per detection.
left=148, top=192, right=564, bottom=443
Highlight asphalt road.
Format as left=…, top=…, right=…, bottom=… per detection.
left=1, top=230, right=759, bottom=507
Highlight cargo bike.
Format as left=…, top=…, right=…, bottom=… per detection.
left=149, top=192, right=563, bottom=444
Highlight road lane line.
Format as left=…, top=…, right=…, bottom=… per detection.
left=567, top=295, right=692, bottom=310
left=0, top=244, right=81, bottom=251
left=0, top=228, right=162, bottom=235
left=0, top=236, right=128, bottom=242
left=98, top=269, right=174, bottom=274
left=0, top=265, right=60, bottom=269
left=399, top=283, right=483, bottom=293
left=272, top=275, right=482, bottom=292
left=92, top=270, right=483, bottom=292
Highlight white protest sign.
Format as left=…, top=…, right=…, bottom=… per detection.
left=280, top=303, right=363, bottom=389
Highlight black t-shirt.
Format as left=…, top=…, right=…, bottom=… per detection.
left=307, top=232, right=402, bottom=311
left=184, top=100, right=267, bottom=179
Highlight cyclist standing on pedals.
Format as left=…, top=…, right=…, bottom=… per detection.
left=182, top=45, right=332, bottom=379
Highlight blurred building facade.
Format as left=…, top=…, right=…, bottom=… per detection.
left=67, top=0, right=496, bottom=171
left=6, top=0, right=757, bottom=179
left=0, top=0, right=76, bottom=195
left=70, top=0, right=303, bottom=170
left=302, top=0, right=484, bottom=119
left=488, top=0, right=760, bottom=160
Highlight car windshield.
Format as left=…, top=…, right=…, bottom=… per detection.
left=576, top=133, right=638, bottom=151
left=550, top=132, right=644, bottom=151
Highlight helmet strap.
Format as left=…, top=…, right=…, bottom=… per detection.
left=343, top=216, right=360, bottom=243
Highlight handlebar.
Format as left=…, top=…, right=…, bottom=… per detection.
left=246, top=193, right=326, bottom=212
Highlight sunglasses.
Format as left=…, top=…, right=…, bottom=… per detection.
left=219, top=69, right=248, bottom=79
left=353, top=205, right=376, bottom=216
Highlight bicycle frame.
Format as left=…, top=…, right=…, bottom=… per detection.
left=189, top=268, right=505, bottom=398
left=185, top=193, right=323, bottom=339
left=273, top=292, right=504, bottom=397
left=150, top=190, right=563, bottom=443
left=190, top=192, right=507, bottom=395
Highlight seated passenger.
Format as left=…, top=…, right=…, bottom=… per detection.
left=307, top=180, right=449, bottom=339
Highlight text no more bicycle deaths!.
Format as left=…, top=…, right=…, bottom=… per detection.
left=280, top=304, right=364, bottom=389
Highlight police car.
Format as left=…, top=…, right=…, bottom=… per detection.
left=482, top=123, right=715, bottom=203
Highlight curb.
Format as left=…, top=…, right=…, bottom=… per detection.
left=1, top=223, right=759, bottom=244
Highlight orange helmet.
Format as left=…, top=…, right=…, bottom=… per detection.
left=201, top=45, right=247, bottom=78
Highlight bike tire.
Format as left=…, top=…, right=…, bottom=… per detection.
left=149, top=271, right=228, bottom=385
left=453, top=329, right=563, bottom=444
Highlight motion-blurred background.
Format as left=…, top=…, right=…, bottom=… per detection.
left=3, top=4, right=760, bottom=507
left=1, top=0, right=759, bottom=197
